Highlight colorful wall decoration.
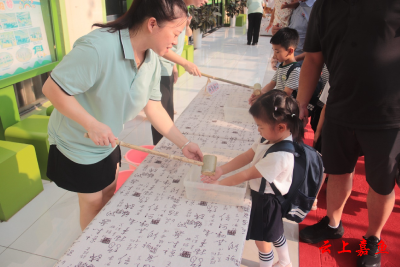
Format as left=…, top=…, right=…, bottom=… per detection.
left=0, top=1, right=52, bottom=80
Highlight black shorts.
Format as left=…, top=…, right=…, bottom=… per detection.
left=47, top=145, right=121, bottom=193
left=246, top=190, right=284, bottom=242
left=322, top=119, right=400, bottom=195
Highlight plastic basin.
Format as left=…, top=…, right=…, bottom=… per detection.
left=124, top=145, right=155, bottom=169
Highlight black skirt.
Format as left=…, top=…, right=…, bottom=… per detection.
left=246, top=190, right=284, bottom=242
left=47, top=145, right=121, bottom=193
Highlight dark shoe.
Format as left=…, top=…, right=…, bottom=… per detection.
left=247, top=42, right=251, bottom=45
left=356, top=236, right=381, bottom=267
left=252, top=42, right=258, bottom=45
left=299, top=216, right=344, bottom=243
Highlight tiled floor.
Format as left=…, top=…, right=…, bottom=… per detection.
left=0, top=26, right=299, bottom=267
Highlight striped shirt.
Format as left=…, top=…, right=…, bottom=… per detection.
left=272, top=62, right=301, bottom=91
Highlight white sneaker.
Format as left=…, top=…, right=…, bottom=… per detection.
left=272, top=262, right=292, bottom=267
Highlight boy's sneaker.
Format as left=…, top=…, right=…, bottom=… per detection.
left=299, top=216, right=344, bottom=243
left=356, top=236, right=381, bottom=267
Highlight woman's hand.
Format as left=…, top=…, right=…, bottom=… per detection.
left=86, top=120, right=117, bottom=147
left=183, top=61, right=201, bottom=76
left=266, top=22, right=273, bottom=32
left=173, top=65, right=179, bottom=84
left=201, top=166, right=223, bottom=183
left=182, top=142, right=203, bottom=162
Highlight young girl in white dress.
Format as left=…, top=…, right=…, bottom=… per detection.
left=202, top=90, right=305, bottom=267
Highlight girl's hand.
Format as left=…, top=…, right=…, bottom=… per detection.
left=266, top=22, right=273, bottom=32
left=182, top=142, right=203, bottom=162
left=201, top=166, right=223, bottom=183
left=86, top=121, right=117, bottom=147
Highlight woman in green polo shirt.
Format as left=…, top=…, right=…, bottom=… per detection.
left=42, top=0, right=203, bottom=231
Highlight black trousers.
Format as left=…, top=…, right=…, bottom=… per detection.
left=151, top=74, right=174, bottom=145
left=247, top=13, right=263, bottom=44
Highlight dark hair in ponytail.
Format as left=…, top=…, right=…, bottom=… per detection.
left=93, top=0, right=188, bottom=33
left=249, top=90, right=305, bottom=143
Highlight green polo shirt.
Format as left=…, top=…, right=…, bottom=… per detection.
left=159, top=27, right=186, bottom=76
left=247, top=0, right=263, bottom=14
left=48, top=28, right=162, bottom=164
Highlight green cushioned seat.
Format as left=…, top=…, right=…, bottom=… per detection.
left=236, top=14, right=247, bottom=26
left=183, top=45, right=194, bottom=63
left=0, top=85, right=20, bottom=140
left=5, top=115, right=50, bottom=180
left=178, top=49, right=187, bottom=77
left=46, top=105, right=54, bottom=116
left=0, top=141, right=43, bottom=221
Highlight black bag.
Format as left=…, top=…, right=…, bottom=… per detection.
left=258, top=140, right=324, bottom=223
left=287, top=62, right=324, bottom=111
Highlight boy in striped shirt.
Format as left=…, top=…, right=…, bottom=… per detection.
left=249, top=28, right=300, bottom=104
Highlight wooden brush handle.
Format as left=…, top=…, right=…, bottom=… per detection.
left=201, top=73, right=254, bottom=89
left=84, top=133, right=203, bottom=166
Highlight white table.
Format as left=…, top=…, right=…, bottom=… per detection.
left=54, top=86, right=258, bottom=267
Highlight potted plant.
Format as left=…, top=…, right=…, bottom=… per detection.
left=226, top=0, right=240, bottom=27
left=201, top=5, right=221, bottom=33
left=189, top=5, right=221, bottom=49
left=189, top=5, right=203, bottom=48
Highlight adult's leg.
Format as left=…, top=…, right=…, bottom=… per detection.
left=322, top=120, right=360, bottom=226
left=357, top=128, right=400, bottom=239
left=101, top=163, right=119, bottom=206
left=300, top=120, right=359, bottom=243
left=366, top=187, right=395, bottom=239
left=356, top=128, right=399, bottom=266
left=326, top=172, right=353, bottom=227
left=78, top=163, right=119, bottom=231
left=78, top=191, right=104, bottom=231
left=247, top=13, right=255, bottom=44
left=252, top=13, right=263, bottom=44
left=151, top=75, right=174, bottom=145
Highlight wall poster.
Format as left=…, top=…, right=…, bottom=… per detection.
left=0, top=0, right=52, bottom=80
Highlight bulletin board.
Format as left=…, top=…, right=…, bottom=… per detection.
left=0, top=0, right=54, bottom=80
